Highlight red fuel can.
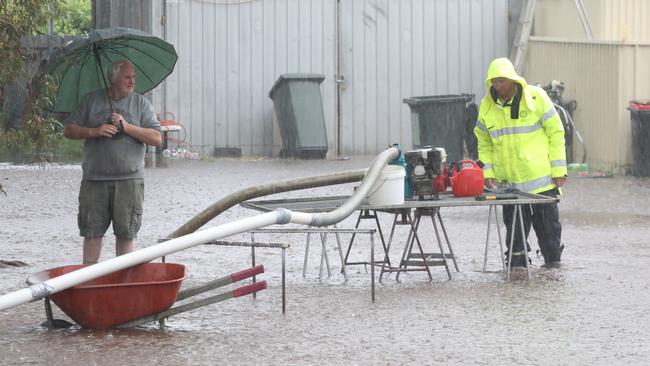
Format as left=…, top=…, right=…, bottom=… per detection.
left=450, top=160, right=484, bottom=197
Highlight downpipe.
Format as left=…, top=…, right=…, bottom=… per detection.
left=0, top=147, right=399, bottom=312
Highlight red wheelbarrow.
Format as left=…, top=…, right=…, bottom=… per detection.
left=26, top=263, right=267, bottom=330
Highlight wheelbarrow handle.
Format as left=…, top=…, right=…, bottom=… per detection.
left=232, top=265, right=265, bottom=282
left=233, top=281, right=267, bottom=297
left=176, top=264, right=265, bottom=301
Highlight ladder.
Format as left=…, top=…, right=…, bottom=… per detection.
left=511, top=0, right=594, bottom=74
left=510, top=0, right=537, bottom=75
left=574, top=0, right=594, bottom=40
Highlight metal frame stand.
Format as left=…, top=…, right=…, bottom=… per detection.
left=483, top=205, right=506, bottom=272
left=342, top=210, right=391, bottom=268
left=390, top=207, right=459, bottom=281
left=505, top=204, right=532, bottom=279
left=379, top=208, right=432, bottom=281
left=250, top=228, right=378, bottom=301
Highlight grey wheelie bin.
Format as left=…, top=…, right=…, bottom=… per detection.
left=403, top=94, right=474, bottom=163
left=269, top=74, right=328, bottom=159
left=629, top=100, right=650, bottom=176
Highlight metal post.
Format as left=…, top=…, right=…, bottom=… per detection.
left=379, top=212, right=399, bottom=282
left=506, top=205, right=518, bottom=279
left=333, top=224, right=348, bottom=282
left=431, top=211, right=452, bottom=280
left=44, top=298, right=54, bottom=331
left=343, top=211, right=363, bottom=265
left=436, top=210, right=459, bottom=272
left=251, top=234, right=257, bottom=299
left=517, top=205, right=531, bottom=278
left=495, top=205, right=506, bottom=271
left=483, top=205, right=494, bottom=271
left=303, top=232, right=311, bottom=278
left=282, top=247, right=286, bottom=314
left=370, top=232, right=375, bottom=302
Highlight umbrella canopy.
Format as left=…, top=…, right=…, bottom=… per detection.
left=44, top=27, right=178, bottom=113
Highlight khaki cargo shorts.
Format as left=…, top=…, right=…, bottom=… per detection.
left=78, top=179, right=144, bottom=239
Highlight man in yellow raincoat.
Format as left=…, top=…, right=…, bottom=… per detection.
left=474, top=58, right=567, bottom=268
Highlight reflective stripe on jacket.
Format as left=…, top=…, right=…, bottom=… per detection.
left=474, top=58, right=567, bottom=194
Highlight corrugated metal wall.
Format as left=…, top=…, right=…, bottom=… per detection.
left=151, top=0, right=510, bottom=157
left=602, top=0, right=650, bottom=41
left=526, top=37, right=650, bottom=173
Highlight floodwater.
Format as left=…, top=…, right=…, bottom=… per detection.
left=1, top=157, right=649, bottom=365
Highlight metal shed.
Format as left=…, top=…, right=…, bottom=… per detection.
left=143, top=0, right=512, bottom=157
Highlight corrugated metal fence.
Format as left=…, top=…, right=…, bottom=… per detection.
left=150, top=0, right=510, bottom=157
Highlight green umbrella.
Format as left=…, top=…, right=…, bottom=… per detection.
left=43, top=27, right=178, bottom=113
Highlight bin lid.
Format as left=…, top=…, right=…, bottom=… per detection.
left=403, top=94, right=474, bottom=106
left=269, top=73, right=325, bottom=99
left=629, top=100, right=650, bottom=111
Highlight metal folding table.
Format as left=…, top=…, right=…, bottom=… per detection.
left=242, top=191, right=559, bottom=286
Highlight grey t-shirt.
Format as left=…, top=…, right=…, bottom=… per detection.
left=65, top=89, right=160, bottom=181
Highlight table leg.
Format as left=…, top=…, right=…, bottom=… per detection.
left=319, top=231, right=332, bottom=280
left=372, top=210, right=390, bottom=267
left=483, top=205, right=495, bottom=272
left=252, top=245, right=257, bottom=299
left=396, top=214, right=418, bottom=282
left=303, top=232, right=311, bottom=278
left=379, top=212, right=400, bottom=282
left=506, top=205, right=518, bottom=279
left=436, top=210, right=459, bottom=272
left=371, top=232, right=375, bottom=303
left=517, top=205, right=531, bottom=278
left=162, top=131, right=169, bottom=151
left=396, top=212, right=433, bottom=282
left=282, top=247, right=286, bottom=314
left=506, top=204, right=530, bottom=279
left=431, top=211, right=452, bottom=280
left=483, top=205, right=505, bottom=272
left=343, top=211, right=364, bottom=265
left=495, top=206, right=506, bottom=271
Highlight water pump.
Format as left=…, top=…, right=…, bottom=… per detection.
left=405, top=147, right=449, bottom=200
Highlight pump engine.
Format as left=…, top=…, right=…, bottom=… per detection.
left=405, top=147, right=449, bottom=200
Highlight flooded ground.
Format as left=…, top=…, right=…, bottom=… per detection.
left=1, top=157, right=649, bottom=365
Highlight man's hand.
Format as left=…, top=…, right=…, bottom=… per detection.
left=485, top=178, right=497, bottom=189
left=91, top=124, right=119, bottom=138
left=110, top=112, right=126, bottom=133
left=553, top=177, right=567, bottom=187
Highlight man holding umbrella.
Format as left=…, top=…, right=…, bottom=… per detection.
left=63, top=60, right=162, bottom=264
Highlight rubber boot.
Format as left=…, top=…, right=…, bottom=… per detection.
left=542, top=244, right=564, bottom=269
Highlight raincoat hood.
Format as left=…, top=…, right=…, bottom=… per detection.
left=484, top=57, right=536, bottom=112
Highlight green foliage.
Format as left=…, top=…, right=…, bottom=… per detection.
left=0, top=73, right=64, bottom=162
left=36, top=0, right=92, bottom=36
left=53, top=137, right=84, bottom=161
left=0, top=0, right=65, bottom=87
left=0, top=0, right=79, bottom=166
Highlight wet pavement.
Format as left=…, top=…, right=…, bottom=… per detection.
left=1, top=158, right=649, bottom=365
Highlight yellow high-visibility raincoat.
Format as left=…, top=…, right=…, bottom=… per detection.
left=474, top=58, right=567, bottom=194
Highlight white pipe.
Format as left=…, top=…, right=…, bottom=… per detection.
left=0, top=147, right=399, bottom=312
left=309, top=147, right=398, bottom=226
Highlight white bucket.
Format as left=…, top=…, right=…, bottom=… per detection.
left=367, top=165, right=405, bottom=206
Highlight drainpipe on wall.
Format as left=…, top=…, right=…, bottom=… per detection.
left=161, top=0, right=168, bottom=115
left=335, top=0, right=344, bottom=158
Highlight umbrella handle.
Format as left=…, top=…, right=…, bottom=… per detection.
left=93, top=46, right=114, bottom=113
